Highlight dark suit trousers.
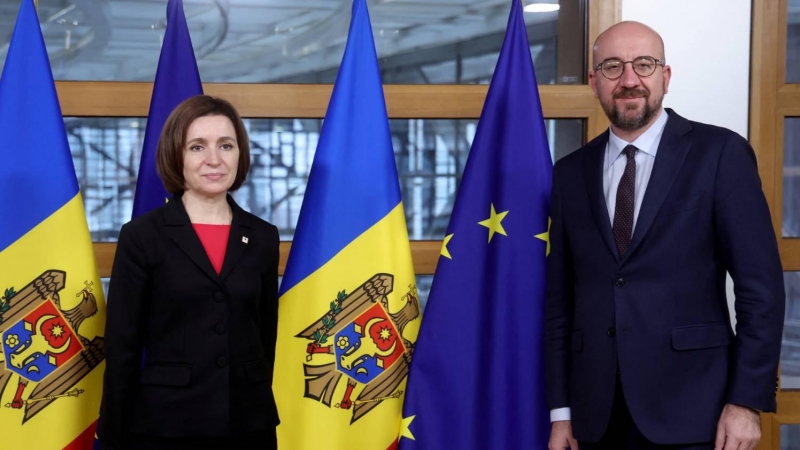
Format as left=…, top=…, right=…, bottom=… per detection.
left=127, top=428, right=276, bottom=450
left=579, top=376, right=714, bottom=450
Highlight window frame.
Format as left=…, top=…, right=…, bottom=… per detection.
left=751, top=0, right=800, bottom=447
left=46, top=0, right=622, bottom=277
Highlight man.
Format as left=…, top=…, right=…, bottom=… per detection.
left=545, top=21, right=784, bottom=450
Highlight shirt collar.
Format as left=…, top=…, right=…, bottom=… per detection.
left=606, top=108, right=669, bottom=168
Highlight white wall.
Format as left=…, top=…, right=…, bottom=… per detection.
left=621, top=0, right=753, bottom=328
left=621, top=0, right=751, bottom=138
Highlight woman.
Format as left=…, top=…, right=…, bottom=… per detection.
left=98, top=95, right=280, bottom=450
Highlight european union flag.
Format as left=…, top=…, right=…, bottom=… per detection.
left=131, top=0, right=202, bottom=218
left=399, top=0, right=551, bottom=448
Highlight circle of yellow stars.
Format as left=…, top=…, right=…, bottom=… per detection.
left=438, top=203, right=551, bottom=260
left=407, top=205, right=552, bottom=440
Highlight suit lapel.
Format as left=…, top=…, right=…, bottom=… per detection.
left=582, top=131, right=619, bottom=262
left=620, top=109, right=693, bottom=265
left=219, top=197, right=252, bottom=281
left=163, top=196, right=223, bottom=286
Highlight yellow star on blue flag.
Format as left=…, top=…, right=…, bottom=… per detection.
left=478, top=203, right=509, bottom=243
left=441, top=234, right=454, bottom=259
left=535, top=218, right=551, bottom=256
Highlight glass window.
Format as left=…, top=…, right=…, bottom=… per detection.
left=782, top=424, right=800, bottom=450
left=416, top=275, right=433, bottom=313
left=68, top=117, right=145, bottom=242
left=0, top=0, right=585, bottom=84
left=100, top=277, right=109, bottom=301
left=67, top=117, right=584, bottom=241
left=783, top=272, right=800, bottom=388
left=784, top=117, right=800, bottom=237
left=788, top=0, right=800, bottom=82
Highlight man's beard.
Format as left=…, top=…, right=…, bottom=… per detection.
left=602, top=88, right=662, bottom=131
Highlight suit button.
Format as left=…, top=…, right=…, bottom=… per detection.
left=216, top=357, right=228, bottom=368
left=615, top=278, right=625, bottom=287
left=607, top=327, right=616, bottom=337
left=214, top=292, right=225, bottom=303
left=215, top=323, right=226, bottom=335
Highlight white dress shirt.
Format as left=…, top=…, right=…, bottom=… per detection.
left=550, top=108, right=669, bottom=423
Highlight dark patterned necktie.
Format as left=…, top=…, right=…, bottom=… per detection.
left=613, top=145, right=637, bottom=258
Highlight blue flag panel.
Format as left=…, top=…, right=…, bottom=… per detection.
left=131, top=0, right=202, bottom=218
left=400, top=0, right=552, bottom=448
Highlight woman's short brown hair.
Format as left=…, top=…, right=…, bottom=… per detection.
left=156, top=95, right=251, bottom=195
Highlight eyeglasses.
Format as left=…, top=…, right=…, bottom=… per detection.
left=594, top=56, right=664, bottom=80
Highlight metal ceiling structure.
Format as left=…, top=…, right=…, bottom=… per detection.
left=0, top=0, right=565, bottom=83
left=0, top=0, right=583, bottom=250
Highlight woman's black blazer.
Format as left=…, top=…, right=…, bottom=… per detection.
left=97, top=194, right=280, bottom=449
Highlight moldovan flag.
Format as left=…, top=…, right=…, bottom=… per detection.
left=0, top=1, right=106, bottom=449
left=273, top=0, right=419, bottom=448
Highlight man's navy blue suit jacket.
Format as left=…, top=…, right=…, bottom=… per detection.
left=544, top=109, right=785, bottom=444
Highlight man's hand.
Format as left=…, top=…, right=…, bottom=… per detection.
left=714, top=403, right=761, bottom=450
left=549, top=420, right=578, bottom=450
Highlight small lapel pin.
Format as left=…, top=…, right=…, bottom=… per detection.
left=242, top=236, right=249, bottom=244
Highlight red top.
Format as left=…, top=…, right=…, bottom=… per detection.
left=192, top=224, right=231, bottom=275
